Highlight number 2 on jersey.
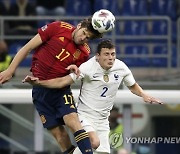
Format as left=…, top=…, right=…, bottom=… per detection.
left=56, top=48, right=70, bottom=61
left=101, top=87, right=108, bottom=97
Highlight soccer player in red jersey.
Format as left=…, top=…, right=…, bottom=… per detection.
left=0, top=18, right=102, bottom=154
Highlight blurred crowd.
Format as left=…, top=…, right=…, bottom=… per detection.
left=0, top=0, right=179, bottom=37
left=0, top=0, right=179, bottom=64
left=0, top=0, right=67, bottom=35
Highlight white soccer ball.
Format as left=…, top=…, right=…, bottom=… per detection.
left=92, top=9, right=115, bottom=33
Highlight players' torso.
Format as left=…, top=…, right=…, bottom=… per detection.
left=78, top=57, right=130, bottom=117
left=31, top=21, right=90, bottom=80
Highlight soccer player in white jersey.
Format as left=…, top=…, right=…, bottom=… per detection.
left=23, top=40, right=163, bottom=154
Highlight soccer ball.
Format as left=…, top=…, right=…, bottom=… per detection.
left=92, top=9, right=115, bottom=33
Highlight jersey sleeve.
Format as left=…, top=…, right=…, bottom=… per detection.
left=122, top=62, right=136, bottom=87
left=123, top=73, right=136, bottom=87
left=38, top=21, right=59, bottom=42
left=69, top=61, right=87, bottom=82
left=69, top=72, right=84, bottom=82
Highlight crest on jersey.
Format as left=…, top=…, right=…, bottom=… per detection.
left=114, top=74, right=119, bottom=80
left=103, top=74, right=109, bottom=82
left=40, top=115, right=46, bottom=124
left=73, top=49, right=81, bottom=59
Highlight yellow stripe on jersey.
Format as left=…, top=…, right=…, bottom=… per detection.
left=61, top=21, right=73, bottom=29
left=83, top=43, right=90, bottom=53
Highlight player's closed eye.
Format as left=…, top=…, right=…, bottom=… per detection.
left=83, top=31, right=90, bottom=40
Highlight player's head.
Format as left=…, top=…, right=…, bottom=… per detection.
left=96, top=40, right=116, bottom=70
left=72, top=18, right=102, bottom=45
left=109, top=107, right=119, bottom=124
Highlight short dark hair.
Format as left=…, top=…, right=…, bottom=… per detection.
left=80, top=17, right=103, bottom=39
left=111, top=107, right=119, bottom=113
left=96, top=40, right=115, bottom=54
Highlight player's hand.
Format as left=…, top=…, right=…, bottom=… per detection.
left=66, top=65, right=80, bottom=77
left=0, top=69, right=13, bottom=84
left=22, top=75, right=40, bottom=85
left=143, top=94, right=163, bottom=105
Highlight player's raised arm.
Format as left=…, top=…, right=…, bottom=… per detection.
left=128, top=83, right=163, bottom=104
left=0, top=34, right=42, bottom=84
left=23, top=74, right=74, bottom=89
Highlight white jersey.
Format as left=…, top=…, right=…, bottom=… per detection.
left=71, top=56, right=136, bottom=119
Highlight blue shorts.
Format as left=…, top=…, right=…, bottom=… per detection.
left=32, top=86, right=77, bottom=129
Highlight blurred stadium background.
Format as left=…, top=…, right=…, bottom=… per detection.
left=0, top=0, right=180, bottom=154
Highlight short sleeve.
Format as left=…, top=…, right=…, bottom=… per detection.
left=121, top=61, right=136, bottom=87
left=38, top=22, right=59, bottom=42
left=123, top=73, right=136, bottom=87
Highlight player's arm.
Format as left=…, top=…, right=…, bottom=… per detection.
left=128, top=83, right=163, bottom=104
left=0, top=34, right=42, bottom=84
left=39, top=75, right=74, bottom=88
left=10, top=34, right=42, bottom=69
left=23, top=74, right=75, bottom=89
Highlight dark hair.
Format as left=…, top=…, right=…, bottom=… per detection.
left=111, top=107, right=119, bottom=112
left=96, top=39, right=115, bottom=54
left=80, top=17, right=103, bottom=39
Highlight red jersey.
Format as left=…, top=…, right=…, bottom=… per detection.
left=31, top=21, right=90, bottom=80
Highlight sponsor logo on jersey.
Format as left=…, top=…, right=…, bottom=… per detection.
left=114, top=74, right=119, bottom=80
left=40, top=115, right=46, bottom=124
left=103, top=74, right=109, bottom=82
left=59, top=37, right=64, bottom=42
left=70, top=104, right=75, bottom=109
left=93, top=75, right=99, bottom=78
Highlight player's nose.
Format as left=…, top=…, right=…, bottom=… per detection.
left=109, top=54, right=113, bottom=59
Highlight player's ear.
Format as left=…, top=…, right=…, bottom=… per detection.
left=77, top=23, right=81, bottom=29
left=95, top=53, right=100, bottom=61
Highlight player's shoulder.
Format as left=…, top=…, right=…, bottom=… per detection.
left=81, top=56, right=96, bottom=67
left=79, top=57, right=97, bottom=72
left=82, top=43, right=91, bottom=54
left=79, top=57, right=98, bottom=77
left=114, top=59, right=128, bottom=68
left=48, top=21, right=61, bottom=27
left=59, top=21, right=74, bottom=30
left=112, top=59, right=131, bottom=75
left=47, top=21, right=75, bottom=32
left=78, top=43, right=91, bottom=55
